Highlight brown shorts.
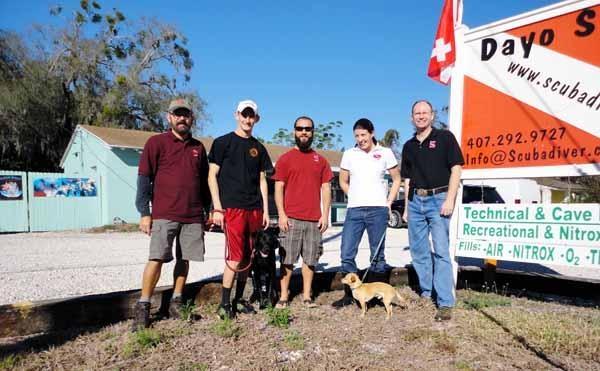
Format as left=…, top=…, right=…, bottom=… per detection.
left=149, top=219, right=205, bottom=262
left=279, top=218, right=322, bottom=266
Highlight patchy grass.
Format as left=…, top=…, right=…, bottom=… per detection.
left=0, top=354, right=20, bottom=370
left=87, top=223, right=140, bottom=233
left=179, top=300, right=197, bottom=322
left=176, top=363, right=209, bottom=371
left=210, top=317, right=242, bottom=339
left=283, top=330, right=305, bottom=350
left=122, top=328, right=162, bottom=358
left=493, top=308, right=600, bottom=362
left=3, top=290, right=599, bottom=370
left=460, top=290, right=512, bottom=310
left=265, top=306, right=291, bottom=328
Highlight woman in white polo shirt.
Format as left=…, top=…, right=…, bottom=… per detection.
left=332, top=118, right=401, bottom=308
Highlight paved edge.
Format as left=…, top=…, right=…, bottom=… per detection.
left=1, top=266, right=599, bottom=339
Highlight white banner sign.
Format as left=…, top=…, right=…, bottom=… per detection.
left=456, top=203, right=600, bottom=268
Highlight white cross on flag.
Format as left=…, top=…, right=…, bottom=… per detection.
left=428, top=0, right=458, bottom=85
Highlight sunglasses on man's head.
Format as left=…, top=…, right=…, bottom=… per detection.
left=294, top=126, right=314, bottom=132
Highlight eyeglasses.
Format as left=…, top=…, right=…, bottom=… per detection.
left=294, top=126, right=314, bottom=132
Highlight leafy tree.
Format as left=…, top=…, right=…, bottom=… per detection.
left=380, top=128, right=401, bottom=160
left=271, top=120, right=344, bottom=150
left=433, top=106, right=449, bottom=130
left=0, top=1, right=205, bottom=171
left=577, top=176, right=600, bottom=202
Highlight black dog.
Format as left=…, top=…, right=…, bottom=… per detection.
left=250, top=227, right=279, bottom=309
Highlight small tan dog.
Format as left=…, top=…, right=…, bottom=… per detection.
left=341, top=272, right=407, bottom=319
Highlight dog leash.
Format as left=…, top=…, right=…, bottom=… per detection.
left=360, top=230, right=387, bottom=282
left=222, top=221, right=255, bottom=273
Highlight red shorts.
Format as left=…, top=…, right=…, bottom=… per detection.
left=224, top=208, right=263, bottom=262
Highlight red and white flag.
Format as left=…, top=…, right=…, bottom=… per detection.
left=428, top=0, right=461, bottom=84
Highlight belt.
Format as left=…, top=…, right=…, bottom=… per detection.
left=414, top=186, right=448, bottom=197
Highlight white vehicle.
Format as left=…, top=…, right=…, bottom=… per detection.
left=463, top=179, right=541, bottom=204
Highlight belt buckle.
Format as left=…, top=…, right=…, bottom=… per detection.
left=416, top=189, right=427, bottom=197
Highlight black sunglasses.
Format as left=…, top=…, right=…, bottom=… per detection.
left=294, top=126, right=314, bottom=132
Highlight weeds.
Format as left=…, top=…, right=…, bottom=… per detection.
left=454, top=360, right=473, bottom=370
left=0, top=354, right=20, bottom=370
left=265, top=306, right=291, bottom=328
left=284, top=330, right=305, bottom=350
left=461, top=291, right=511, bottom=310
left=210, top=317, right=242, bottom=339
left=122, top=328, right=162, bottom=358
left=177, top=363, right=209, bottom=371
left=179, top=300, right=197, bottom=322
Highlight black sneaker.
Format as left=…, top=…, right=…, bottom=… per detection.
left=232, top=299, right=256, bottom=314
left=217, top=303, right=235, bottom=320
left=169, top=296, right=183, bottom=319
left=131, top=301, right=150, bottom=332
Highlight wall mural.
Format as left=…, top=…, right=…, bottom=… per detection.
left=0, top=175, right=23, bottom=200
left=33, top=177, right=97, bottom=197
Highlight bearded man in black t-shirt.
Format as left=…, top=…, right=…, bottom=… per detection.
left=208, top=99, right=273, bottom=319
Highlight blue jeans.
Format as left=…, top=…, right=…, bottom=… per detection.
left=408, top=192, right=455, bottom=307
left=340, top=206, right=389, bottom=274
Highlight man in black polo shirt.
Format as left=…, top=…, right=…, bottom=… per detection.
left=132, top=98, right=210, bottom=332
left=400, top=100, right=464, bottom=321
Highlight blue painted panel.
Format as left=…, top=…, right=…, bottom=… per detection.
left=0, top=170, right=28, bottom=232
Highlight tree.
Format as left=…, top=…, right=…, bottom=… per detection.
left=0, top=1, right=206, bottom=171
left=380, top=128, right=401, bottom=160
left=271, top=120, right=344, bottom=150
left=433, top=106, right=449, bottom=130
left=577, top=176, right=600, bottom=203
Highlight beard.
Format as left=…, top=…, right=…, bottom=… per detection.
left=170, top=121, right=191, bottom=136
left=295, top=135, right=313, bottom=152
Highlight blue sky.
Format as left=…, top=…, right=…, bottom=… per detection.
left=1, top=0, right=559, bottom=149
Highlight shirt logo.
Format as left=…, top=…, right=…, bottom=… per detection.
left=313, top=154, right=319, bottom=162
left=192, top=149, right=199, bottom=157
left=249, top=148, right=259, bottom=157
left=429, top=140, right=437, bottom=149
left=373, top=153, right=382, bottom=159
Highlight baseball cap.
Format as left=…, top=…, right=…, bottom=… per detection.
left=168, top=98, right=193, bottom=113
left=236, top=100, right=258, bottom=115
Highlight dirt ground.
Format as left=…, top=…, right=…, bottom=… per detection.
left=1, top=289, right=599, bottom=371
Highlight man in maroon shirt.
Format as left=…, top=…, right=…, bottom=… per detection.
left=132, top=98, right=210, bottom=332
left=273, top=116, right=333, bottom=308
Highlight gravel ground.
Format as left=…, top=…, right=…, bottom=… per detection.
left=0, top=227, right=598, bottom=305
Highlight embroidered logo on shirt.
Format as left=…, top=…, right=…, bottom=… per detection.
left=429, top=141, right=437, bottom=149
left=313, top=154, right=319, bottom=162
left=192, top=149, right=199, bottom=157
left=373, top=153, right=382, bottom=159
left=249, top=148, right=259, bottom=157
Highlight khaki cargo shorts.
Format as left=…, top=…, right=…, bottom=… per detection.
left=149, top=219, right=205, bottom=262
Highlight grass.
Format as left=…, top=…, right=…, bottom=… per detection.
left=179, top=300, right=197, bottom=322
left=122, top=328, right=162, bottom=358
left=498, top=310, right=600, bottom=361
left=210, top=317, right=242, bottom=339
left=177, top=363, right=209, bottom=371
left=461, top=290, right=511, bottom=310
left=454, top=360, right=473, bottom=370
left=283, top=330, right=305, bottom=350
left=0, top=354, right=20, bottom=370
left=265, top=306, right=291, bottom=328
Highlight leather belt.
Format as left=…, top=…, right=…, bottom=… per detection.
left=414, top=186, right=448, bottom=197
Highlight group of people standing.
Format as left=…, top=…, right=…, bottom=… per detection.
left=131, top=97, right=464, bottom=331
